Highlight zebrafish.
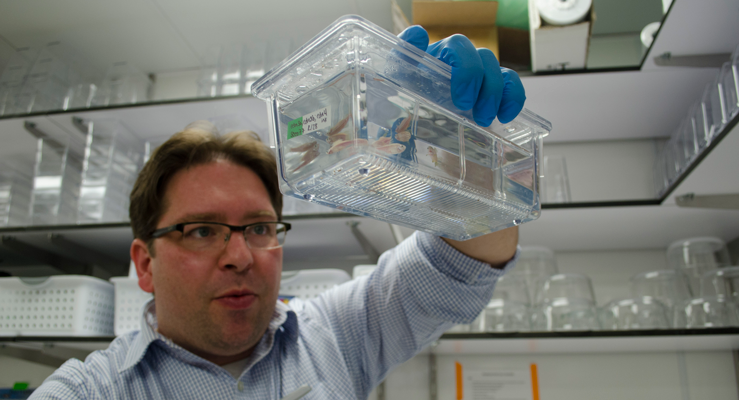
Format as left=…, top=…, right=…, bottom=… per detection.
left=327, top=139, right=368, bottom=154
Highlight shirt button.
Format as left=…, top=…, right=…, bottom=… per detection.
left=237, top=381, right=244, bottom=392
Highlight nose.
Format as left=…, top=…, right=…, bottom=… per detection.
left=218, top=231, right=254, bottom=272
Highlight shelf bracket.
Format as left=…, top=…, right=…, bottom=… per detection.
left=23, top=121, right=67, bottom=152
left=347, top=221, right=380, bottom=264
left=653, top=52, right=731, bottom=68
left=376, top=380, right=386, bottom=400
left=71, top=116, right=91, bottom=135
left=47, top=234, right=128, bottom=276
left=429, top=350, right=438, bottom=400
left=733, top=350, right=739, bottom=399
left=0, top=236, right=90, bottom=275
left=674, top=193, right=739, bottom=210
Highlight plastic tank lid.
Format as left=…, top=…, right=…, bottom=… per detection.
left=251, top=14, right=552, bottom=133
left=250, top=15, right=447, bottom=100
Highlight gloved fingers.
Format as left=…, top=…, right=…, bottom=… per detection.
left=472, top=48, right=505, bottom=127
left=398, top=25, right=429, bottom=52
left=427, top=35, right=484, bottom=111
left=496, top=67, right=526, bottom=124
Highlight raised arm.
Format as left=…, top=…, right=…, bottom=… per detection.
left=443, top=226, right=519, bottom=268
left=398, top=27, right=524, bottom=269
left=297, top=231, right=516, bottom=399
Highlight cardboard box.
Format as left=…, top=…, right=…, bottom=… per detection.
left=498, top=26, right=531, bottom=70
left=529, top=0, right=591, bottom=72
left=412, top=1, right=500, bottom=59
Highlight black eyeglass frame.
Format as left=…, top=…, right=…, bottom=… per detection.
left=150, top=221, right=292, bottom=249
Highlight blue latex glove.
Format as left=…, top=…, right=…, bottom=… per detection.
left=398, top=26, right=526, bottom=126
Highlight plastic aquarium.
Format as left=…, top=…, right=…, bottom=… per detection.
left=252, top=15, right=551, bottom=241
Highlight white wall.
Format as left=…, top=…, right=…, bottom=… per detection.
left=368, top=349, right=738, bottom=400
left=0, top=355, right=57, bottom=388
left=435, top=351, right=737, bottom=400
left=544, top=139, right=660, bottom=203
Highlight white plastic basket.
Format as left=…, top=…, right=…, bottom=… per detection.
left=110, top=277, right=153, bottom=336
left=0, top=276, right=114, bottom=337
left=279, top=269, right=351, bottom=300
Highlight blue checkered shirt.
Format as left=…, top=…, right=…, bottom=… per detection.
left=30, top=232, right=516, bottom=399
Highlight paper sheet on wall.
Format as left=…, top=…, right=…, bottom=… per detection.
left=456, top=362, right=537, bottom=400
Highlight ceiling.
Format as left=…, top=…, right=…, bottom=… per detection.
left=0, top=0, right=737, bottom=145
left=0, top=0, right=392, bottom=75
left=1, top=0, right=737, bottom=74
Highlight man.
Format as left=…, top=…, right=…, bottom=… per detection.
left=30, top=25, right=524, bottom=399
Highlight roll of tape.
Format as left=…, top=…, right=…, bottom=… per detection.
left=536, top=0, right=592, bottom=26
left=641, top=22, right=661, bottom=48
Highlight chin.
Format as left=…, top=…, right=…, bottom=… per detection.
left=219, top=321, right=263, bottom=344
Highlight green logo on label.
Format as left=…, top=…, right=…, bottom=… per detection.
left=287, top=117, right=303, bottom=140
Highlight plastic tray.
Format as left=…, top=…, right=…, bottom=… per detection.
left=0, top=276, right=114, bottom=337
left=252, top=15, right=551, bottom=241
left=110, top=277, right=153, bottom=336
left=279, top=269, right=351, bottom=300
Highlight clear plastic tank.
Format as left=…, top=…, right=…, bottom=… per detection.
left=252, top=15, right=551, bottom=240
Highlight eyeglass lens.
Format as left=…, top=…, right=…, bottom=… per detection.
left=179, top=222, right=286, bottom=251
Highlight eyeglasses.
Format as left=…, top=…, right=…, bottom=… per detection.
left=150, top=221, right=291, bottom=252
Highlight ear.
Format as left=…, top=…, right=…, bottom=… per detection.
left=131, top=238, right=155, bottom=293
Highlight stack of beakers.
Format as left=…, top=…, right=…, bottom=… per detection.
left=0, top=47, right=38, bottom=116
left=455, top=246, right=561, bottom=333
left=0, top=43, right=100, bottom=115
left=690, top=267, right=739, bottom=328
left=667, top=237, right=737, bottom=328
left=95, top=62, right=152, bottom=106
left=627, top=269, right=691, bottom=329
left=654, top=43, right=739, bottom=196
left=196, top=39, right=295, bottom=98
left=600, top=296, right=672, bottom=330
left=471, top=274, right=531, bottom=332
left=24, top=43, right=87, bottom=113
left=530, top=273, right=601, bottom=331
left=667, top=237, right=731, bottom=296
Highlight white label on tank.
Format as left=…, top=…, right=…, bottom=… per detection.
left=287, top=107, right=332, bottom=139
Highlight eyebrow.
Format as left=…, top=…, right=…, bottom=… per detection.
left=175, top=210, right=277, bottom=224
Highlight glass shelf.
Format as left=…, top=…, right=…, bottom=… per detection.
left=0, top=94, right=255, bottom=121
left=3, top=328, right=738, bottom=355
left=441, top=327, right=739, bottom=340
left=435, top=328, right=739, bottom=354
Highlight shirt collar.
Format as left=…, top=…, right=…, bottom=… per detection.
left=119, top=298, right=298, bottom=373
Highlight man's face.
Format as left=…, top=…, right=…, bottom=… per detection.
left=131, top=159, right=282, bottom=364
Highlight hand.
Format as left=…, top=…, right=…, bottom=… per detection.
left=398, top=26, right=526, bottom=126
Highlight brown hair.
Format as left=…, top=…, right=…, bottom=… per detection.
left=129, top=121, right=282, bottom=247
